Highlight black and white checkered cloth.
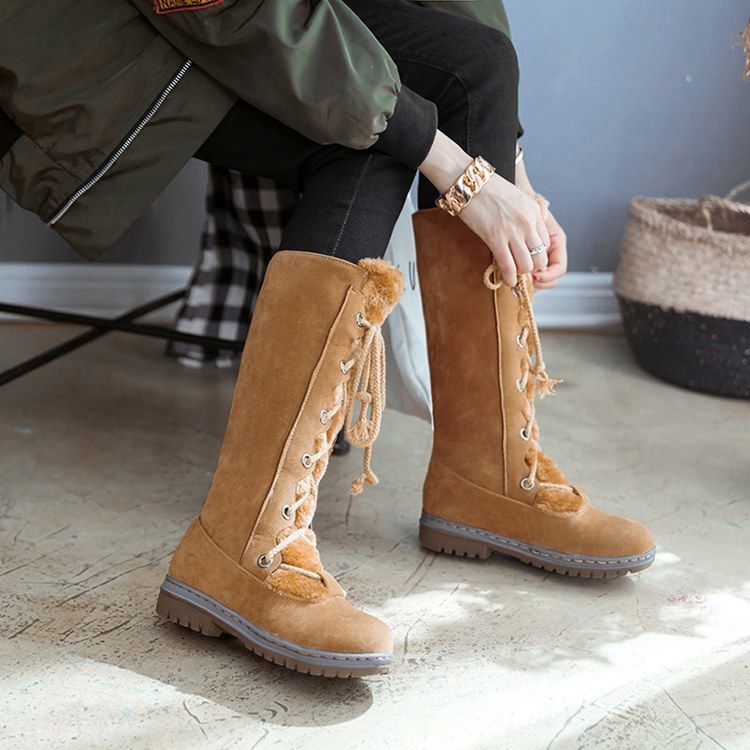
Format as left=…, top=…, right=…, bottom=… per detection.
left=168, top=166, right=298, bottom=366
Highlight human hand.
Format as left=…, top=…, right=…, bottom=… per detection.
left=532, top=211, right=567, bottom=289
left=458, top=174, right=550, bottom=287
left=419, top=131, right=549, bottom=287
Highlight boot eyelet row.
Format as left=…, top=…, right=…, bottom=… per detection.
left=257, top=554, right=273, bottom=569
left=520, top=426, right=531, bottom=441
left=301, top=453, right=313, bottom=469
left=356, top=312, right=366, bottom=328
left=520, top=476, right=535, bottom=491
left=281, top=504, right=293, bottom=521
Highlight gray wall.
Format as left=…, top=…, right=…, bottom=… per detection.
left=508, top=0, right=750, bottom=271
left=1, top=0, right=749, bottom=270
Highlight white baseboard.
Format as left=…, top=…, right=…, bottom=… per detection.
left=0, top=263, right=618, bottom=328
left=533, top=272, right=619, bottom=328
left=0, top=263, right=192, bottom=322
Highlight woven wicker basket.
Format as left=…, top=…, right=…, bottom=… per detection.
left=614, top=181, right=750, bottom=398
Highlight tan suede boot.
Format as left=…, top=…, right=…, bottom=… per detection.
left=156, top=250, right=403, bottom=676
left=413, top=209, right=655, bottom=578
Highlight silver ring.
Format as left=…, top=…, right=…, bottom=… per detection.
left=528, top=243, right=548, bottom=256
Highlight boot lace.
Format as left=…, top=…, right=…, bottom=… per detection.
left=258, top=311, right=386, bottom=579
left=483, top=265, right=561, bottom=492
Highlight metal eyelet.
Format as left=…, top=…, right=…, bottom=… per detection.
left=257, top=554, right=273, bottom=569
left=516, top=378, right=525, bottom=392
left=516, top=333, right=527, bottom=348
left=281, top=504, right=293, bottom=521
left=301, top=453, right=313, bottom=469
left=320, top=409, right=329, bottom=425
left=520, top=476, right=535, bottom=491
left=520, top=426, right=531, bottom=441
left=511, top=286, right=520, bottom=298
left=356, top=312, right=366, bottom=328
left=340, top=360, right=350, bottom=374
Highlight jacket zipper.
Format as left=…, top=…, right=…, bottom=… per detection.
left=47, top=59, right=193, bottom=226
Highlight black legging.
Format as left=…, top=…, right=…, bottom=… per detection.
left=195, top=0, right=520, bottom=263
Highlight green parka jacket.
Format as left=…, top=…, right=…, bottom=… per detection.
left=0, top=1, right=510, bottom=259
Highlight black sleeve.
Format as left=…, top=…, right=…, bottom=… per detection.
left=373, top=86, right=438, bottom=170
left=0, top=107, right=22, bottom=159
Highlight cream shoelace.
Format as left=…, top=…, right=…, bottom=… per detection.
left=259, top=312, right=387, bottom=579
left=483, top=265, right=560, bottom=491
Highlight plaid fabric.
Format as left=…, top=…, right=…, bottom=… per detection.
left=168, top=166, right=298, bottom=366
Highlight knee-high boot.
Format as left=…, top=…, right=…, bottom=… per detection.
left=413, top=209, right=655, bottom=578
left=157, top=250, right=403, bottom=676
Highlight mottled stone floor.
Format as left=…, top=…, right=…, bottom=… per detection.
left=1, top=325, right=748, bottom=749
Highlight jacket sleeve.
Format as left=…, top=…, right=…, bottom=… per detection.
left=131, top=0, right=437, bottom=169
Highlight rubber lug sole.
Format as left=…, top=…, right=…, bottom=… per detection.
left=419, top=512, right=655, bottom=579
left=156, top=576, right=392, bottom=678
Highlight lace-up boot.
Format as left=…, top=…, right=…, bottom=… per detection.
left=413, top=209, right=655, bottom=578
left=157, top=251, right=403, bottom=676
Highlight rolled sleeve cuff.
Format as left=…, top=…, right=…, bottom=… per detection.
left=374, top=85, right=437, bottom=170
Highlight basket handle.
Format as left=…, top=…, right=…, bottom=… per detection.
left=725, top=179, right=750, bottom=202
left=700, top=180, right=750, bottom=230
left=699, top=199, right=716, bottom=231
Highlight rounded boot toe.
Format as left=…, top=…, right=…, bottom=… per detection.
left=325, top=599, right=393, bottom=655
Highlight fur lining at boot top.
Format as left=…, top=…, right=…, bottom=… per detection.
left=358, top=258, right=405, bottom=325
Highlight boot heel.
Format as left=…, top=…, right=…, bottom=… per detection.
left=156, top=589, right=224, bottom=637
left=419, top=522, right=492, bottom=560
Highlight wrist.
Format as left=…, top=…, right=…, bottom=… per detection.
left=418, top=130, right=472, bottom=194
left=515, top=160, right=534, bottom=195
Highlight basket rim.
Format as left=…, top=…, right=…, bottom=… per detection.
left=630, top=196, right=750, bottom=246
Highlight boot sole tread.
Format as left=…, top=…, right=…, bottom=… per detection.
left=155, top=576, right=391, bottom=678
left=419, top=512, right=656, bottom=578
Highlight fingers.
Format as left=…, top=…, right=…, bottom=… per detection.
left=491, top=246, right=518, bottom=288
left=534, top=215, right=568, bottom=286
left=534, top=218, right=551, bottom=271
left=509, top=235, right=534, bottom=276
left=534, top=261, right=566, bottom=284
left=538, top=240, right=567, bottom=284
left=533, top=251, right=566, bottom=289
left=520, top=195, right=549, bottom=271
left=524, top=227, right=548, bottom=272
left=532, top=278, right=558, bottom=290
left=494, top=226, right=547, bottom=288
left=496, top=233, right=547, bottom=288
left=530, top=247, right=549, bottom=272
left=537, top=218, right=551, bottom=248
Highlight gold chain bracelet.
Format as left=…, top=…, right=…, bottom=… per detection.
left=435, top=155, right=495, bottom=217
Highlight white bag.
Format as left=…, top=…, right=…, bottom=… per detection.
left=382, top=179, right=432, bottom=423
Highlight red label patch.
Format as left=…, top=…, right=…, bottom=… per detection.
left=153, top=0, right=223, bottom=13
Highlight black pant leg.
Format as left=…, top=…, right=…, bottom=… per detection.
left=195, top=100, right=414, bottom=262
left=344, top=0, right=520, bottom=205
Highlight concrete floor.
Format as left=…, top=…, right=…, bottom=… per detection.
left=1, top=325, right=749, bottom=750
